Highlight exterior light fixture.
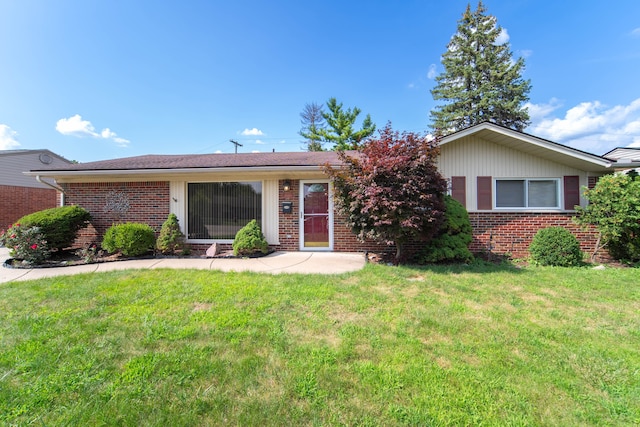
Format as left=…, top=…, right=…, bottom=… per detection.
left=283, top=180, right=291, bottom=192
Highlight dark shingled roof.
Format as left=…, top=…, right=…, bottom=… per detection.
left=31, top=151, right=350, bottom=172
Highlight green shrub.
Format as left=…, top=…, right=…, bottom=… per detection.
left=102, top=223, right=156, bottom=257
left=232, top=219, right=269, bottom=256
left=17, top=205, right=91, bottom=251
left=418, top=195, right=473, bottom=264
left=156, top=213, right=185, bottom=255
left=529, top=226, right=583, bottom=267
left=1, top=224, right=51, bottom=264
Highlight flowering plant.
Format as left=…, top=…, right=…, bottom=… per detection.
left=75, top=244, right=104, bottom=264
left=1, top=223, right=51, bottom=265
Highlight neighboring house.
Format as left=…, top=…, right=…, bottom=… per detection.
left=0, top=149, right=71, bottom=229
left=27, top=123, right=640, bottom=258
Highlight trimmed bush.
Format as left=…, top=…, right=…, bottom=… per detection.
left=156, top=214, right=185, bottom=255
left=232, top=220, right=269, bottom=256
left=102, top=223, right=156, bottom=257
left=418, top=195, right=473, bottom=264
left=17, top=205, right=91, bottom=251
left=529, top=226, right=583, bottom=267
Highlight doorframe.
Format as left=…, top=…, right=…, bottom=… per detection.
left=299, top=179, right=334, bottom=251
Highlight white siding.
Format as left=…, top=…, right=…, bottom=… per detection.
left=262, top=179, right=279, bottom=245
left=169, top=181, right=186, bottom=233
left=439, top=136, right=590, bottom=211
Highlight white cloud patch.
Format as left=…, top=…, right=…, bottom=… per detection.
left=427, top=64, right=437, bottom=79
left=56, top=114, right=130, bottom=147
left=528, top=98, right=640, bottom=153
left=241, top=128, right=264, bottom=136
left=0, top=124, right=21, bottom=149
left=255, top=139, right=265, bottom=145
left=56, top=114, right=99, bottom=137
left=496, top=28, right=510, bottom=45
left=631, top=27, right=640, bottom=37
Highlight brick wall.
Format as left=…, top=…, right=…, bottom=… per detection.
left=57, top=179, right=603, bottom=261
left=61, top=182, right=170, bottom=247
left=468, top=212, right=601, bottom=259
left=0, top=185, right=59, bottom=229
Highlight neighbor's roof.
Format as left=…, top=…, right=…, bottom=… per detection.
left=602, top=147, right=640, bottom=162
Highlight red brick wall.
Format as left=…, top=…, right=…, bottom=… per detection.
left=277, top=179, right=299, bottom=251
left=468, top=212, right=601, bottom=259
left=0, top=185, right=59, bottom=229
left=61, top=182, right=170, bottom=247
left=57, top=179, right=603, bottom=261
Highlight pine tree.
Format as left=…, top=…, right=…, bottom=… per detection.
left=299, top=102, right=326, bottom=151
left=301, top=97, right=375, bottom=151
left=430, top=1, right=531, bottom=134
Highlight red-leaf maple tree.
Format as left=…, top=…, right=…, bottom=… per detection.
left=325, top=123, right=447, bottom=262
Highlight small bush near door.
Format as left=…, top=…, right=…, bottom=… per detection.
left=156, top=213, right=186, bottom=255
left=102, top=223, right=156, bottom=257
left=232, top=219, right=269, bottom=256
left=529, top=226, right=583, bottom=267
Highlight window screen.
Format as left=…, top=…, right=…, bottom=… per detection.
left=187, top=182, right=262, bottom=239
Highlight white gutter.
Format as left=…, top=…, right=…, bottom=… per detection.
left=36, top=175, right=66, bottom=207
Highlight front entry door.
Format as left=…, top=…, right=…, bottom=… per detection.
left=300, top=181, right=333, bottom=250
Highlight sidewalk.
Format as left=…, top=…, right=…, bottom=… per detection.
left=0, top=248, right=366, bottom=283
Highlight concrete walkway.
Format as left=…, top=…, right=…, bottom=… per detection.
left=0, top=247, right=366, bottom=283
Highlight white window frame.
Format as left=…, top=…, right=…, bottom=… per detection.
left=494, top=178, right=561, bottom=210
left=185, top=180, right=265, bottom=244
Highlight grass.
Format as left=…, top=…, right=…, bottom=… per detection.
left=0, top=262, right=639, bottom=426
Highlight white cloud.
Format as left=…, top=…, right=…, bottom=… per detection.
left=255, top=139, right=265, bottom=145
left=496, top=28, right=510, bottom=45
left=56, top=114, right=130, bottom=147
left=631, top=27, right=640, bottom=37
left=427, top=64, right=437, bottom=79
left=0, top=124, right=21, bottom=149
left=251, top=150, right=261, bottom=153
left=528, top=98, right=640, bottom=153
left=56, top=114, right=99, bottom=137
left=241, top=128, right=264, bottom=136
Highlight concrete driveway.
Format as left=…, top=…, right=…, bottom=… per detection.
left=0, top=247, right=366, bottom=283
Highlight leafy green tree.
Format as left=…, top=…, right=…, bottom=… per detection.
left=325, top=123, right=447, bottom=262
left=299, top=102, right=326, bottom=151
left=302, top=97, right=375, bottom=151
left=574, top=173, right=640, bottom=262
left=430, top=1, right=531, bottom=133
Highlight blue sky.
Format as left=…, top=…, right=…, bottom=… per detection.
left=1, top=0, right=639, bottom=162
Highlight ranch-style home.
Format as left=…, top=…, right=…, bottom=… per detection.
left=27, top=122, right=640, bottom=259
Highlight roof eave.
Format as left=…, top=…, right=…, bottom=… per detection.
left=25, top=165, right=330, bottom=178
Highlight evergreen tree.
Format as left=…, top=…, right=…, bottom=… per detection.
left=301, top=97, right=375, bottom=151
left=299, top=102, right=326, bottom=151
left=430, top=1, right=531, bottom=134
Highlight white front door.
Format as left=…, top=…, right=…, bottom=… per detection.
left=299, top=180, right=333, bottom=251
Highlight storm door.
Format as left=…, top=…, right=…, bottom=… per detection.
left=299, top=181, right=333, bottom=250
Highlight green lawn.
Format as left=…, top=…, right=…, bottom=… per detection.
left=1, top=263, right=639, bottom=426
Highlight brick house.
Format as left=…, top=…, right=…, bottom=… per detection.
left=0, top=149, right=71, bottom=229
left=27, top=123, right=640, bottom=258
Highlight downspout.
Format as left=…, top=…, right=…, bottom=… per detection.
left=36, top=175, right=66, bottom=206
